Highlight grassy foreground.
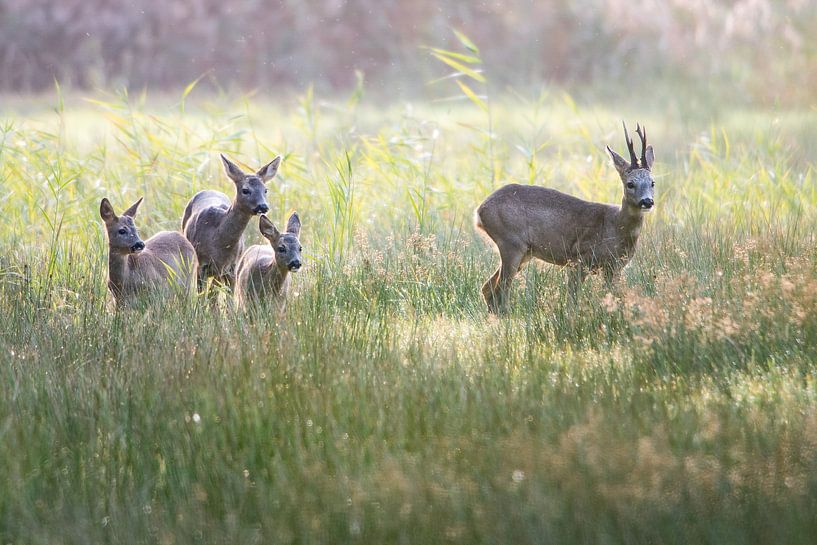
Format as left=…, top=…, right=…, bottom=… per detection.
left=1, top=90, right=816, bottom=544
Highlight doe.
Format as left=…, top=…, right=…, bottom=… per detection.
left=235, top=212, right=303, bottom=309
left=182, top=154, right=281, bottom=291
left=100, top=197, right=197, bottom=307
left=475, top=123, right=656, bottom=313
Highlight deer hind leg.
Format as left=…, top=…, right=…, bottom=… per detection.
left=484, top=243, right=526, bottom=314
left=481, top=268, right=502, bottom=312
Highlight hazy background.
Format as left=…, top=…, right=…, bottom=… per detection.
left=1, top=0, right=815, bottom=106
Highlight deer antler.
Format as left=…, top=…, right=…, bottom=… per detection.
left=636, top=124, right=648, bottom=170
left=622, top=121, right=638, bottom=169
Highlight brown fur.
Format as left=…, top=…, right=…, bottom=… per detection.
left=235, top=213, right=302, bottom=309
left=475, top=123, right=656, bottom=313
left=182, top=154, right=280, bottom=292
left=100, top=198, right=197, bottom=307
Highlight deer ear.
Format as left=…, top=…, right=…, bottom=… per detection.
left=644, top=145, right=655, bottom=170
left=221, top=154, right=246, bottom=183
left=256, top=156, right=281, bottom=183
left=607, top=146, right=630, bottom=177
left=122, top=197, right=143, bottom=218
left=285, top=212, right=301, bottom=236
left=100, top=198, right=117, bottom=223
left=259, top=215, right=281, bottom=242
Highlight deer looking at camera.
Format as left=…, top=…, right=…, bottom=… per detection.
left=100, top=197, right=197, bottom=307
left=234, top=212, right=302, bottom=310
left=182, top=154, right=281, bottom=292
left=475, top=123, right=655, bottom=313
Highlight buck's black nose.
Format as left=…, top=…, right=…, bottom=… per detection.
left=639, top=198, right=654, bottom=209
left=131, top=241, right=145, bottom=252
left=288, top=260, right=301, bottom=271
left=254, top=204, right=269, bottom=214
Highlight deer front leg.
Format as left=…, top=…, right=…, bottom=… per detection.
left=222, top=272, right=238, bottom=310
left=223, top=270, right=236, bottom=292
left=568, top=263, right=588, bottom=301
left=197, top=266, right=208, bottom=293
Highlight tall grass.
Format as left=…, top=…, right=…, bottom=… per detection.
left=0, top=88, right=816, bottom=544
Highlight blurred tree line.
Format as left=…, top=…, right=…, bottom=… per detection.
left=0, top=0, right=813, bottom=104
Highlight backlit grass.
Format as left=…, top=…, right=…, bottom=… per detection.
left=1, top=89, right=816, bottom=544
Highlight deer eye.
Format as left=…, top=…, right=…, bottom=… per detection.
left=298, top=246, right=302, bottom=252
left=118, top=228, right=127, bottom=235
left=242, top=188, right=250, bottom=195
left=626, top=182, right=635, bottom=189
left=264, top=189, right=268, bottom=194
left=651, top=182, right=655, bottom=187
left=277, top=246, right=286, bottom=252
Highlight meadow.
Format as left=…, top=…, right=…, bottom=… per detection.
left=1, top=86, right=816, bottom=544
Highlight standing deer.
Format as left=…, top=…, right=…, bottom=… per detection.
left=100, top=197, right=197, bottom=307
left=234, top=213, right=302, bottom=309
left=475, top=123, right=655, bottom=313
left=182, top=154, right=280, bottom=292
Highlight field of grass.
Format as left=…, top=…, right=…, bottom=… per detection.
left=1, top=88, right=816, bottom=544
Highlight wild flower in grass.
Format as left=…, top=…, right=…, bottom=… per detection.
left=408, top=230, right=437, bottom=257
left=717, top=316, right=741, bottom=339
left=624, top=289, right=670, bottom=335
left=734, top=237, right=759, bottom=265
left=601, top=292, right=619, bottom=313
left=684, top=296, right=714, bottom=335
left=681, top=294, right=742, bottom=342
left=353, top=229, right=385, bottom=275
left=735, top=262, right=817, bottom=330
left=740, top=286, right=763, bottom=332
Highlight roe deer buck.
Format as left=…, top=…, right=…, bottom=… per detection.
left=235, top=212, right=302, bottom=309
left=100, top=197, right=197, bottom=306
left=182, top=154, right=280, bottom=292
left=475, top=122, right=655, bottom=313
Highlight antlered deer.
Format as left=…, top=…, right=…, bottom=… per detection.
left=182, top=154, right=281, bottom=292
left=100, top=197, right=197, bottom=307
left=234, top=212, right=302, bottom=309
left=475, top=123, right=655, bottom=313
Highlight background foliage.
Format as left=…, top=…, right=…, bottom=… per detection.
left=0, top=85, right=816, bottom=542
left=1, top=0, right=816, bottom=104
left=1, top=2, right=816, bottom=543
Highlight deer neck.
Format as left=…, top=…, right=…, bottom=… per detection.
left=261, top=262, right=288, bottom=296
left=218, top=203, right=253, bottom=248
left=615, top=200, right=645, bottom=251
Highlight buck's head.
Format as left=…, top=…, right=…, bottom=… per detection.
left=221, top=154, right=281, bottom=216
left=100, top=197, right=146, bottom=255
left=607, top=122, right=655, bottom=211
left=259, top=212, right=303, bottom=272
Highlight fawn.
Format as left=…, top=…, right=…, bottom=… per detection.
left=475, top=122, right=655, bottom=313
left=234, top=212, right=302, bottom=309
left=182, top=154, right=281, bottom=292
left=100, top=197, right=197, bottom=306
